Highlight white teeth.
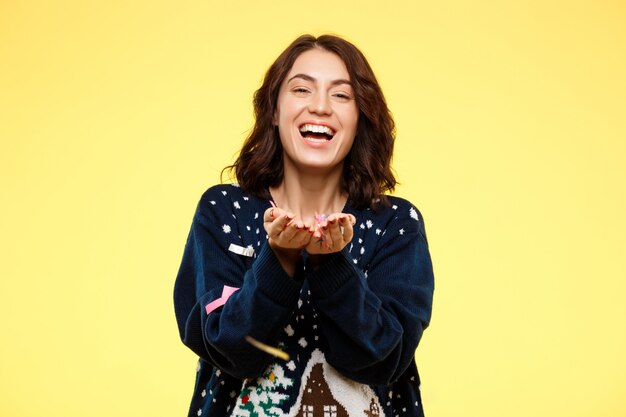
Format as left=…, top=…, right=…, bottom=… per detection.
left=303, top=137, right=328, bottom=143
left=299, top=124, right=335, bottom=136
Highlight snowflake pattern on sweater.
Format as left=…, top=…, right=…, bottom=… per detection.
left=174, top=184, right=434, bottom=417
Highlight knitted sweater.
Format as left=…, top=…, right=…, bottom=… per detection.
left=174, top=184, right=435, bottom=417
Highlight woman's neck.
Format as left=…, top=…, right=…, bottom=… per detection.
left=269, top=166, right=347, bottom=226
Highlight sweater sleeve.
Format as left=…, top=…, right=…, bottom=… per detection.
left=306, top=203, right=434, bottom=385
left=173, top=187, right=303, bottom=379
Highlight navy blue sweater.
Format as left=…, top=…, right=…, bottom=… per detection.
left=174, top=184, right=434, bottom=417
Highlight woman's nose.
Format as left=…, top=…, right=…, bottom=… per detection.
left=308, top=91, right=332, bottom=115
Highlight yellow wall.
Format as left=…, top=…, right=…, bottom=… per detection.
left=1, top=1, right=625, bottom=416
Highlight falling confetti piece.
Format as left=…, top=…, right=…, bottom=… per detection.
left=245, top=336, right=290, bottom=361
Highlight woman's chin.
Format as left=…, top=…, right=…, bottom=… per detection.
left=285, top=157, right=343, bottom=175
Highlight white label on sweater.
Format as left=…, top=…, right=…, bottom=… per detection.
left=228, top=243, right=255, bottom=257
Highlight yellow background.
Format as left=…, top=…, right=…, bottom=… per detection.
left=1, top=0, right=625, bottom=416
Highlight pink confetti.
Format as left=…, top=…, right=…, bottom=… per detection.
left=314, top=212, right=331, bottom=250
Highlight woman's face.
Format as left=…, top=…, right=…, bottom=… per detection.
left=274, top=48, right=359, bottom=175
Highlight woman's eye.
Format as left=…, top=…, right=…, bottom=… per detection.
left=292, top=88, right=310, bottom=94
left=333, top=93, right=352, bottom=100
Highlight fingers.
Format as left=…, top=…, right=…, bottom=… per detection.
left=264, top=206, right=313, bottom=249
left=308, top=213, right=355, bottom=254
left=278, top=222, right=313, bottom=249
left=263, top=206, right=283, bottom=224
left=338, top=214, right=354, bottom=243
left=264, top=206, right=356, bottom=254
left=326, top=215, right=342, bottom=247
left=267, top=213, right=295, bottom=239
left=293, top=224, right=315, bottom=248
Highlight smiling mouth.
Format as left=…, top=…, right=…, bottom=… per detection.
left=299, top=124, right=336, bottom=142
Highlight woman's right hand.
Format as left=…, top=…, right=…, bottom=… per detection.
left=263, top=206, right=313, bottom=277
left=263, top=207, right=313, bottom=250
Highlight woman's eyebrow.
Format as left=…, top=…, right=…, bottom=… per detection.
left=287, top=73, right=352, bottom=87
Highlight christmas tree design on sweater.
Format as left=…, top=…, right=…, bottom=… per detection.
left=236, top=363, right=294, bottom=417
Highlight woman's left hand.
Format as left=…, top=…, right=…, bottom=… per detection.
left=305, top=213, right=356, bottom=255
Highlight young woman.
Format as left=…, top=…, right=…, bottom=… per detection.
left=174, top=34, right=435, bottom=417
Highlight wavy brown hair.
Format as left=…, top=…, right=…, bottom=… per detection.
left=224, top=34, right=397, bottom=210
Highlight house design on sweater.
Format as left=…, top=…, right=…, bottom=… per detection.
left=296, top=363, right=348, bottom=417
left=289, top=349, right=386, bottom=417
left=364, top=399, right=380, bottom=417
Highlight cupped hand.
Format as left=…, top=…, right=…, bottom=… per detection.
left=263, top=206, right=313, bottom=251
left=305, top=213, right=356, bottom=255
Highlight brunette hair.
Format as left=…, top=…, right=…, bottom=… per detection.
left=224, top=34, right=397, bottom=210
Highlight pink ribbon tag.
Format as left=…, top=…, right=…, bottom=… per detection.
left=205, top=285, right=240, bottom=315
